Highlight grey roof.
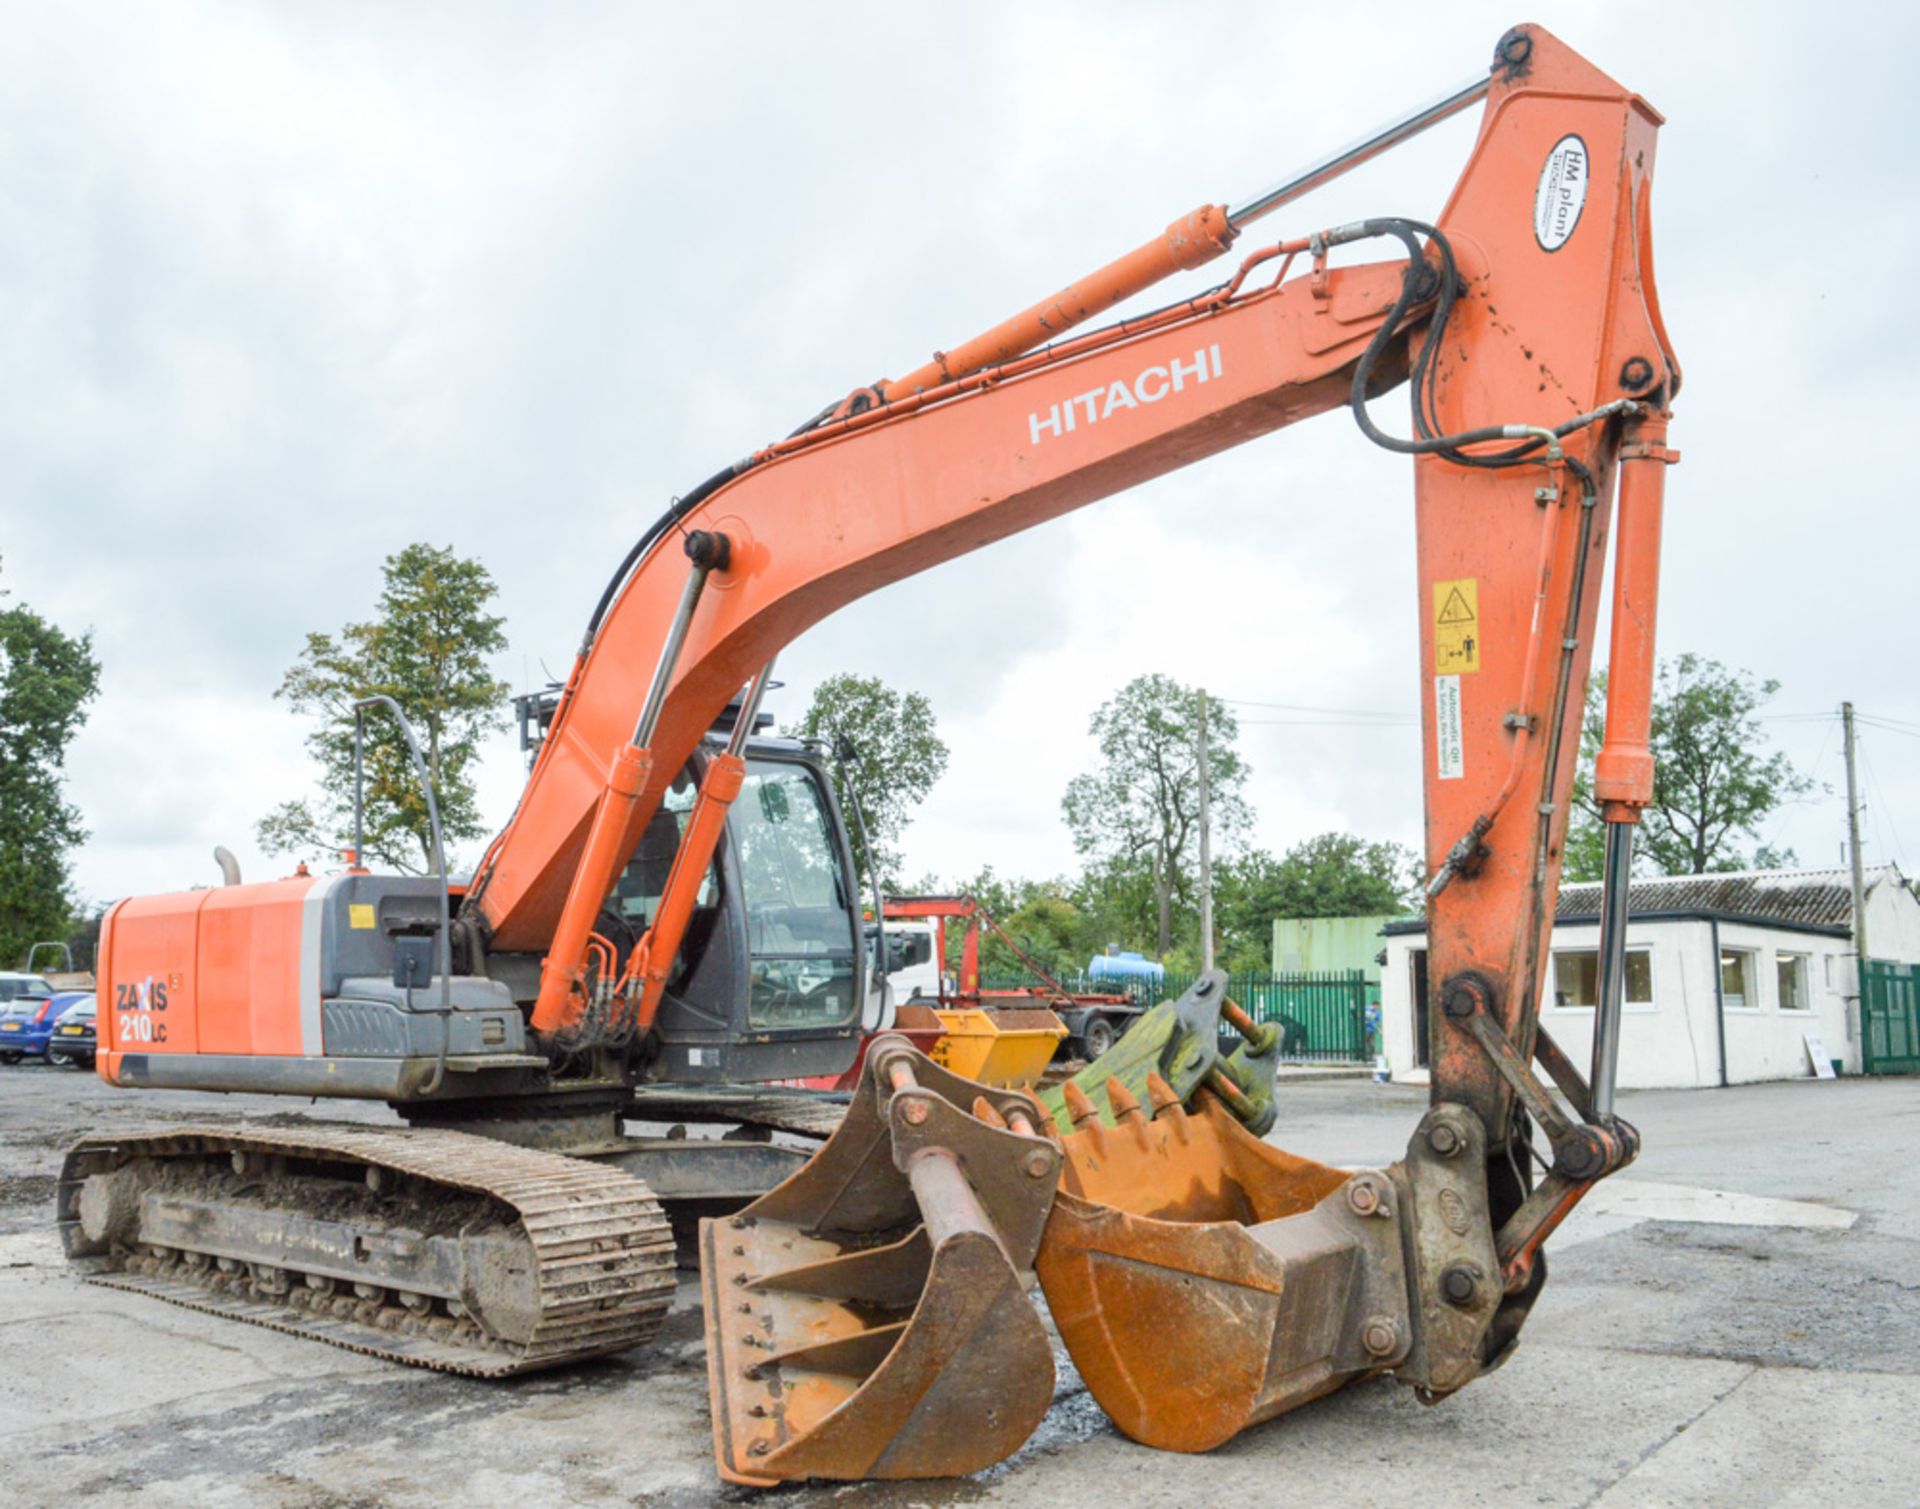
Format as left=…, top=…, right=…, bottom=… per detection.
left=1554, top=865, right=1905, bottom=929
left=1381, top=864, right=1908, bottom=938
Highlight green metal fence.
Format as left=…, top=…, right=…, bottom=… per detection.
left=1862, top=959, right=1920, bottom=1075
left=978, top=967, right=1371, bottom=1062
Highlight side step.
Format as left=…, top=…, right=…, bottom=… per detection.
left=59, top=1123, right=677, bottom=1377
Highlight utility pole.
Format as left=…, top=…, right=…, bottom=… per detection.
left=1842, top=702, right=1869, bottom=1040
left=1198, top=688, right=1214, bottom=971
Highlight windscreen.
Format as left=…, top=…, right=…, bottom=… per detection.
left=733, top=759, right=858, bottom=1030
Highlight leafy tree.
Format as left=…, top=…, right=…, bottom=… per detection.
left=979, top=891, right=1082, bottom=981
left=797, top=673, right=948, bottom=885
left=1062, top=675, right=1250, bottom=957
left=1183, top=837, right=1418, bottom=973
left=1213, top=835, right=1419, bottom=972
left=1565, top=654, right=1817, bottom=880
left=259, top=544, right=509, bottom=873
left=0, top=567, right=102, bottom=964
left=65, top=904, right=108, bottom=973
left=1070, top=851, right=1171, bottom=962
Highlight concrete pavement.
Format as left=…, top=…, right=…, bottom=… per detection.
left=1, top=1066, right=1913, bottom=1506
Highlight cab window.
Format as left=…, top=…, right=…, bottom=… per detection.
left=732, top=760, right=858, bottom=1030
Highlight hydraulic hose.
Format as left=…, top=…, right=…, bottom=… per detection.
left=580, top=459, right=751, bottom=652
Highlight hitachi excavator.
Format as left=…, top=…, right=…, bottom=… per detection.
left=62, top=20, right=1677, bottom=1484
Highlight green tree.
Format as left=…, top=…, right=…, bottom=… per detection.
left=1062, top=675, right=1250, bottom=957
left=1213, top=835, right=1419, bottom=972
left=1070, top=852, right=1169, bottom=962
left=259, top=544, right=509, bottom=873
left=978, top=891, right=1082, bottom=981
left=797, top=673, right=948, bottom=885
left=0, top=568, right=102, bottom=963
left=1566, top=654, right=1818, bottom=880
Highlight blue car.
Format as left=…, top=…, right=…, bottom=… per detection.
left=0, top=990, right=90, bottom=1063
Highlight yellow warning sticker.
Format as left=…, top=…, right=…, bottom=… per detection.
left=1434, top=578, right=1480, bottom=674
left=348, top=903, right=377, bottom=930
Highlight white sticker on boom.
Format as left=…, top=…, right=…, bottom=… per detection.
left=1533, top=134, right=1589, bottom=252
left=1435, top=675, right=1464, bottom=780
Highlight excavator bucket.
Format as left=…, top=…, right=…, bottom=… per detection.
left=1036, top=969, right=1247, bottom=1134
left=701, top=1035, right=1061, bottom=1485
left=1034, top=1072, right=1422, bottom=1454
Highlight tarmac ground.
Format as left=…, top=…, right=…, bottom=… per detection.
left=2, top=1063, right=1915, bottom=1507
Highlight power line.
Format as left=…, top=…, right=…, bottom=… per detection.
left=1218, top=696, right=1410, bottom=721
left=1861, top=736, right=1908, bottom=870
left=1235, top=717, right=1418, bottom=728
left=1760, top=715, right=1837, bottom=860
left=1857, top=716, right=1920, bottom=742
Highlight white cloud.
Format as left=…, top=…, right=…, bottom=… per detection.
left=1, top=0, right=1913, bottom=917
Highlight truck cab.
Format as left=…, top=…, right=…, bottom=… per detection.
left=874, top=919, right=942, bottom=1004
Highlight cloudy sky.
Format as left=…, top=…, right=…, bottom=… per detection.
left=5, top=0, right=1917, bottom=913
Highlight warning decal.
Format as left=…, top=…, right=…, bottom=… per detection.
left=348, top=903, right=377, bottom=930
left=1433, top=578, right=1480, bottom=674
left=1435, top=675, right=1464, bottom=780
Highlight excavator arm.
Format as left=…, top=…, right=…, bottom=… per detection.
left=469, top=20, right=1672, bottom=1080
left=456, top=21, right=1676, bottom=1480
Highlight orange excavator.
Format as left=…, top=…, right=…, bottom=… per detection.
left=63, top=19, right=1677, bottom=1479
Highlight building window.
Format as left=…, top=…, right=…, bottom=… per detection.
left=1720, top=948, right=1758, bottom=1011
left=1551, top=948, right=1654, bottom=1012
left=1777, top=953, right=1810, bottom=1012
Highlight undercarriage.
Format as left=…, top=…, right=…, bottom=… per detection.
left=57, top=1084, right=843, bottom=1374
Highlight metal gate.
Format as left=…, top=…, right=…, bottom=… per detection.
left=978, top=968, right=1372, bottom=1062
left=1862, top=959, right=1920, bottom=1075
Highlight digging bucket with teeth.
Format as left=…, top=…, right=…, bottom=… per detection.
left=1035, top=1060, right=1498, bottom=1455
left=701, top=1034, right=1062, bottom=1485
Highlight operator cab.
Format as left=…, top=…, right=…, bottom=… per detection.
left=609, top=735, right=866, bottom=1084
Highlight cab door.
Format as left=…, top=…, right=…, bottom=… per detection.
left=637, top=743, right=867, bottom=1083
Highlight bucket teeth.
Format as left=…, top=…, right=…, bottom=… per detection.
left=703, top=1036, right=1061, bottom=1485
left=1038, top=1087, right=1420, bottom=1455
left=1036, top=968, right=1238, bottom=1135
left=1105, top=1077, right=1144, bottom=1124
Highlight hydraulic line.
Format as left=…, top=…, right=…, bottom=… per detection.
left=1336, top=217, right=1638, bottom=467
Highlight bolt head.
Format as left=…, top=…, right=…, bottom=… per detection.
left=1427, top=1122, right=1462, bottom=1157
left=899, top=1098, right=930, bottom=1126
left=1441, top=1265, right=1479, bottom=1307
left=1361, top=1318, right=1398, bottom=1357
left=1619, top=356, right=1655, bottom=392
left=1346, top=1180, right=1381, bottom=1217
left=1023, top=1150, right=1053, bottom=1180
left=748, top=1439, right=772, bottom=1457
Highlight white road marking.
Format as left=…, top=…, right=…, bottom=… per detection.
left=1554, top=1177, right=1856, bottom=1251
